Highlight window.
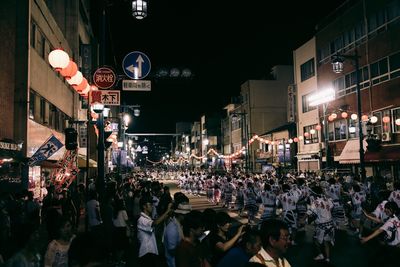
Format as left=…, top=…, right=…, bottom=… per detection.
left=328, top=119, right=348, bottom=141
left=348, top=119, right=359, bottom=139
left=302, top=93, right=317, bottom=113
left=389, top=51, right=400, bottom=78
left=29, top=90, right=35, bottom=120
left=368, top=9, right=386, bottom=35
left=393, top=108, right=400, bottom=133
left=387, top=0, right=400, bottom=21
left=372, top=110, right=392, bottom=137
left=30, top=22, right=36, bottom=48
left=370, top=57, right=389, bottom=85
left=303, top=125, right=319, bottom=144
left=300, top=58, right=315, bottom=81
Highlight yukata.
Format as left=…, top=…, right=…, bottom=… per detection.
left=277, top=191, right=299, bottom=233
left=223, top=182, right=236, bottom=208
left=260, top=189, right=277, bottom=222
left=308, top=196, right=335, bottom=245
left=325, top=183, right=347, bottom=228
left=244, top=186, right=259, bottom=224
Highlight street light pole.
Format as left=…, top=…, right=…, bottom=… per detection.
left=332, top=50, right=366, bottom=181
left=323, top=103, right=329, bottom=169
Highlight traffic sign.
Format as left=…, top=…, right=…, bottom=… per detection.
left=90, top=90, right=120, bottom=106
left=93, top=67, right=117, bottom=89
left=122, top=79, right=151, bottom=91
left=122, top=51, right=151, bottom=79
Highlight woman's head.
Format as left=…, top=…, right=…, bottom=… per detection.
left=384, top=201, right=399, bottom=217
left=215, top=212, right=232, bottom=233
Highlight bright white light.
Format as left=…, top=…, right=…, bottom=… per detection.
left=349, top=126, right=356, bottom=133
left=351, top=114, right=358, bottom=120
left=310, top=129, right=316, bottom=135
left=118, top=142, right=123, bottom=148
left=123, top=114, right=131, bottom=126
left=370, top=116, right=378, bottom=124
left=202, top=139, right=209, bottom=145
left=92, top=103, right=104, bottom=113
left=308, top=89, right=335, bottom=106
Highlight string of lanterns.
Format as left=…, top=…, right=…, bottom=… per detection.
left=48, top=48, right=94, bottom=99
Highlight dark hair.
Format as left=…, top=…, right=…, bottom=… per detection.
left=139, top=196, right=153, bottom=211
left=240, top=229, right=260, bottom=247
left=259, top=219, right=289, bottom=248
left=215, top=211, right=232, bottom=227
left=182, top=210, right=204, bottom=237
left=385, top=201, right=399, bottom=215
left=203, top=208, right=217, bottom=231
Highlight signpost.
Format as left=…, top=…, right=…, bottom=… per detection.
left=122, top=51, right=151, bottom=80
left=93, top=67, right=117, bottom=89
left=90, top=90, right=120, bottom=106
left=122, top=79, right=151, bottom=91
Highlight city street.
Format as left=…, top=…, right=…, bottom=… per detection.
left=163, top=180, right=370, bottom=267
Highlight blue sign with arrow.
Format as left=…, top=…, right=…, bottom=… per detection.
left=122, top=51, right=151, bottom=79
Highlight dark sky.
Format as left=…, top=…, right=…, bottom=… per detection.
left=91, top=0, right=346, bottom=133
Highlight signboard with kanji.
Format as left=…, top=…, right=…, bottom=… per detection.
left=93, top=67, right=117, bottom=89
left=122, top=79, right=151, bottom=91
left=90, top=90, right=120, bottom=106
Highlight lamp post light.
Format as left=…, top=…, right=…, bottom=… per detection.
left=332, top=50, right=366, bottom=181
left=92, top=103, right=109, bottom=200
left=132, top=0, right=147, bottom=19
left=308, top=88, right=335, bottom=170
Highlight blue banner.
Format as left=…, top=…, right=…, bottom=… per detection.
left=29, top=134, right=64, bottom=166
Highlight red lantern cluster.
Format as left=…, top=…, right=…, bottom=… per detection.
left=48, top=49, right=91, bottom=99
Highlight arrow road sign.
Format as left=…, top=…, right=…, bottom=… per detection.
left=122, top=51, right=151, bottom=80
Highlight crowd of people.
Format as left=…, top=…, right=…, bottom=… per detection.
left=0, top=168, right=399, bottom=267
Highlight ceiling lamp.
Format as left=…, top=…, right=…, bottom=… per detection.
left=48, top=48, right=70, bottom=71
left=132, top=0, right=147, bottom=19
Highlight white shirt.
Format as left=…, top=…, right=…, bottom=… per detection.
left=308, top=196, right=334, bottom=224
left=86, top=199, right=102, bottom=227
left=137, top=212, right=158, bottom=257
left=249, top=247, right=291, bottom=267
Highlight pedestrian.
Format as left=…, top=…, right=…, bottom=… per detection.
left=249, top=219, right=291, bottom=267
left=217, top=229, right=262, bottom=267
left=175, top=210, right=210, bottom=267
left=164, top=203, right=192, bottom=267
left=137, top=195, right=172, bottom=266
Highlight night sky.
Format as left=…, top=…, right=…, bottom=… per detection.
left=91, top=0, right=347, bottom=133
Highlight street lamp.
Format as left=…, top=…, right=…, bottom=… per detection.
left=231, top=112, right=250, bottom=173
left=92, top=103, right=109, bottom=200
left=132, top=0, right=147, bottom=19
left=308, top=88, right=335, bottom=170
left=332, top=50, right=366, bottom=181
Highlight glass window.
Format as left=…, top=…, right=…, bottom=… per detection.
left=334, top=119, right=347, bottom=140
left=300, top=58, right=315, bottom=82
left=302, top=93, right=317, bottom=113
left=36, top=30, right=45, bottom=58
left=29, top=90, right=35, bottom=120
left=389, top=51, right=400, bottom=78
left=371, top=57, right=389, bottom=84
left=393, top=108, right=400, bottom=133
left=328, top=122, right=334, bottom=141
left=303, top=125, right=319, bottom=145
left=348, top=119, right=359, bottom=139
left=387, top=0, right=400, bottom=21
left=30, top=22, right=36, bottom=48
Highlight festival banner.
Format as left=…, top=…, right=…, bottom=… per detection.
left=28, top=134, right=64, bottom=166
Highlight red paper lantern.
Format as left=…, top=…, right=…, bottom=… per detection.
left=328, top=115, right=334, bottom=121
left=73, top=78, right=88, bottom=92
left=382, top=116, right=390, bottom=123
left=60, top=60, right=78, bottom=79
left=315, top=124, right=322, bottom=131
left=293, top=137, right=299, bottom=143
left=361, top=115, right=369, bottom=122
left=304, top=132, right=309, bottom=137
left=341, top=112, right=348, bottom=119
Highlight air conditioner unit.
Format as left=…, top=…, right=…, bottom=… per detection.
left=382, top=132, right=391, bottom=142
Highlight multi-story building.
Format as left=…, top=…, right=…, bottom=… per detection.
left=0, top=0, right=94, bottom=195
left=314, top=0, right=400, bottom=179
left=293, top=38, right=322, bottom=171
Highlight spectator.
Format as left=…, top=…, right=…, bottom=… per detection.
left=217, top=229, right=262, bottom=267
left=164, top=203, right=192, bottom=267
left=175, top=210, right=210, bottom=267
left=137, top=195, right=172, bottom=265
left=249, top=219, right=292, bottom=267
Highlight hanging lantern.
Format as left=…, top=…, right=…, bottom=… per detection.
left=382, top=116, right=391, bottom=123
left=293, top=137, right=299, bottom=143
left=91, top=85, right=98, bottom=91
left=310, top=129, right=316, bottom=135
left=341, top=112, right=348, bottom=119
left=66, top=71, right=83, bottom=86
left=288, top=138, right=293, bottom=144
left=370, top=116, right=378, bottom=124
left=132, top=0, right=148, bottom=19
left=315, top=124, right=322, bottom=131
left=48, top=48, right=70, bottom=71
left=304, top=132, right=310, bottom=137
left=59, top=60, right=78, bottom=78
left=361, top=115, right=369, bottom=122
left=328, top=115, right=334, bottom=121
left=396, top=119, right=400, bottom=126
left=331, top=113, right=337, bottom=119
left=351, top=113, right=358, bottom=120
left=73, top=78, right=88, bottom=92
left=298, top=136, right=304, bottom=141
left=80, top=84, right=91, bottom=95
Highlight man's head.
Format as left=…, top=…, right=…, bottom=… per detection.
left=139, top=196, right=154, bottom=213
left=240, top=229, right=262, bottom=257
left=182, top=210, right=204, bottom=239
left=260, top=219, right=290, bottom=255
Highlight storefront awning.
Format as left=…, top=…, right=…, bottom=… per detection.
left=77, top=154, right=97, bottom=168
left=338, top=139, right=367, bottom=164
left=364, top=145, right=400, bottom=162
